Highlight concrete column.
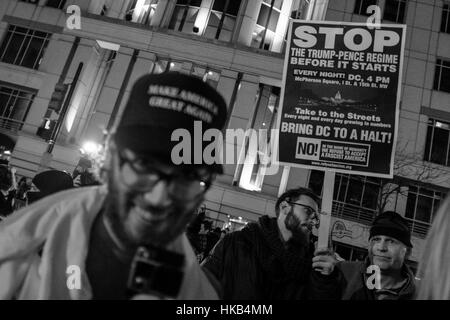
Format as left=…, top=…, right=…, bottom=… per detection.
left=87, top=0, right=106, bottom=15
left=309, top=0, right=329, bottom=20
left=237, top=0, right=262, bottom=46
left=118, top=0, right=132, bottom=19
left=107, top=0, right=129, bottom=19
left=156, top=0, right=177, bottom=28
left=82, top=47, right=134, bottom=143
left=194, top=0, right=214, bottom=36
left=272, top=0, right=293, bottom=53
left=150, top=0, right=170, bottom=27
left=216, top=69, right=239, bottom=110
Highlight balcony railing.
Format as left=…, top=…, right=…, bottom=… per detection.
left=0, top=116, right=25, bottom=132
left=332, top=200, right=377, bottom=225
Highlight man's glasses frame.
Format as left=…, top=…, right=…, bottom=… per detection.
left=287, top=201, right=320, bottom=222
left=116, top=149, right=213, bottom=200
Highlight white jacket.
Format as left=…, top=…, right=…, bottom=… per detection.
left=0, top=186, right=218, bottom=300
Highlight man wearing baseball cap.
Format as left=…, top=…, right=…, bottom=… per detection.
left=0, top=72, right=227, bottom=299
left=337, top=211, right=416, bottom=300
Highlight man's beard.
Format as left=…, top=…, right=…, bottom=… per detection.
left=284, top=208, right=311, bottom=248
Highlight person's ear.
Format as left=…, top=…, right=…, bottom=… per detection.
left=279, top=200, right=290, bottom=215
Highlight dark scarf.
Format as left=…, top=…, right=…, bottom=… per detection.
left=246, top=216, right=313, bottom=299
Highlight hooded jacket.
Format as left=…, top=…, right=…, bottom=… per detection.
left=0, top=185, right=218, bottom=299
left=202, top=215, right=342, bottom=300
left=337, top=257, right=416, bottom=300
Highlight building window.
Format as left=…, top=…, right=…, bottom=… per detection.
left=333, top=173, right=383, bottom=224
left=383, top=0, right=406, bottom=23
left=45, top=0, right=66, bottom=9
left=405, top=185, right=446, bottom=237
left=203, top=0, right=242, bottom=42
left=434, top=59, right=450, bottom=93
left=0, top=83, right=36, bottom=131
left=169, top=0, right=242, bottom=42
left=308, top=171, right=383, bottom=225
left=441, top=3, right=450, bottom=34
left=333, top=242, right=368, bottom=261
left=238, top=84, right=280, bottom=192
left=424, top=119, right=450, bottom=166
left=125, top=0, right=159, bottom=25
left=251, top=0, right=283, bottom=50
left=0, top=25, right=51, bottom=70
left=354, top=0, right=378, bottom=16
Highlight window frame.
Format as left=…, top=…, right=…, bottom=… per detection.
left=441, top=3, right=450, bottom=34
left=0, top=81, right=37, bottom=131
left=0, top=25, right=51, bottom=70
left=45, top=0, right=66, bottom=9
left=383, top=0, right=407, bottom=23
left=354, top=0, right=379, bottom=16
left=433, top=58, right=450, bottom=93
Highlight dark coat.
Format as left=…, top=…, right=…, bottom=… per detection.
left=201, top=215, right=342, bottom=300
left=337, top=257, right=416, bottom=300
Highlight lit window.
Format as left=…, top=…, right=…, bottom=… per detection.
left=383, top=0, right=406, bottom=23
left=433, top=59, right=450, bottom=93
left=169, top=0, right=242, bottom=42
left=441, top=4, right=450, bottom=34
left=0, top=25, right=51, bottom=70
left=251, top=0, right=283, bottom=50
left=354, top=0, right=378, bottom=16
left=0, top=83, right=36, bottom=131
left=125, top=0, right=159, bottom=25
left=424, top=118, right=450, bottom=166
left=45, top=0, right=66, bottom=9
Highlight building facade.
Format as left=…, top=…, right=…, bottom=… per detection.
left=0, top=0, right=449, bottom=268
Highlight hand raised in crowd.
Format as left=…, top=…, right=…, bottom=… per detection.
left=312, top=247, right=338, bottom=276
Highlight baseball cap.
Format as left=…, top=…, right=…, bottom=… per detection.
left=113, top=72, right=228, bottom=173
left=369, top=211, right=413, bottom=248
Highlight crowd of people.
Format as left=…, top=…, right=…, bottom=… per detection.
left=0, top=156, right=100, bottom=219
left=0, top=72, right=448, bottom=300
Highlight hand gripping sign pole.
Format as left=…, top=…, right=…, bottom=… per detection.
left=318, top=171, right=335, bottom=249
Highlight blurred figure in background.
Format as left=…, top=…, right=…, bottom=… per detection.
left=416, top=195, right=450, bottom=300
left=27, top=170, right=74, bottom=204
left=13, top=177, right=31, bottom=210
left=72, top=157, right=101, bottom=187
left=0, top=165, right=16, bottom=218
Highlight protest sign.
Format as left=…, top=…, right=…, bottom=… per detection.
left=276, top=20, right=406, bottom=178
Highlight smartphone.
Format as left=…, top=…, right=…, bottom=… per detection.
left=127, top=245, right=185, bottom=299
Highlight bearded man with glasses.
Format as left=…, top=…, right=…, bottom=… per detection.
left=0, top=72, right=227, bottom=300
left=202, top=187, right=343, bottom=299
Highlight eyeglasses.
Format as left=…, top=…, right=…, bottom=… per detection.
left=117, top=150, right=212, bottom=201
left=287, top=201, right=320, bottom=224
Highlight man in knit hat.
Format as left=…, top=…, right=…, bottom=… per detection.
left=337, top=211, right=416, bottom=300
left=0, top=72, right=227, bottom=300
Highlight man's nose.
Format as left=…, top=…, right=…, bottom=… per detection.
left=142, top=180, right=172, bottom=207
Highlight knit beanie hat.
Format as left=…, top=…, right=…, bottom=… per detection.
left=369, top=211, right=413, bottom=248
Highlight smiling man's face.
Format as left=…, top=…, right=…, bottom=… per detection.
left=368, top=235, right=408, bottom=272
left=104, top=145, right=209, bottom=248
